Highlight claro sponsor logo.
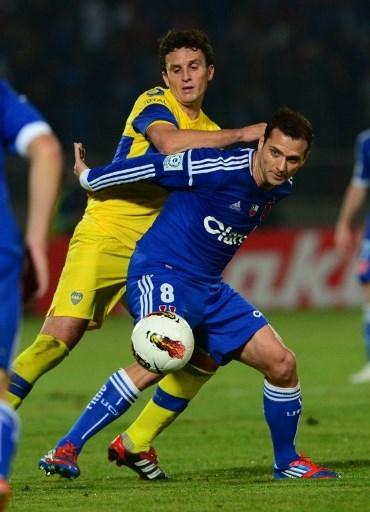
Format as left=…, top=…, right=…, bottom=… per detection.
left=204, top=216, right=247, bottom=246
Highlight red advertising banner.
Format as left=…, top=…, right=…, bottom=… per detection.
left=33, top=228, right=362, bottom=314
left=224, top=227, right=361, bottom=309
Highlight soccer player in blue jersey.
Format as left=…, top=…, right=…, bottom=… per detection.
left=40, top=107, right=338, bottom=480
left=335, top=129, right=370, bottom=383
left=0, top=79, right=63, bottom=510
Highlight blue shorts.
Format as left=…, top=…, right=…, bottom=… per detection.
left=126, top=264, right=268, bottom=366
left=0, top=251, right=22, bottom=370
left=357, top=216, right=370, bottom=284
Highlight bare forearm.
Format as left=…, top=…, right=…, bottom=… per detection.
left=26, top=134, right=63, bottom=246
left=336, top=184, right=367, bottom=228
left=149, top=123, right=266, bottom=155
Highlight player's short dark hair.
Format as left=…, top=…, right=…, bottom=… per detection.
left=158, top=29, right=215, bottom=72
left=265, top=107, right=314, bottom=156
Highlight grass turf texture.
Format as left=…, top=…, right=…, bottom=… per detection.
left=9, top=310, right=370, bottom=512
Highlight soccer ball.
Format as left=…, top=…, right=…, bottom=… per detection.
left=131, top=311, right=194, bottom=374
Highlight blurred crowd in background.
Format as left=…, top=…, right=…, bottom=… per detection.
left=1, top=0, right=369, bottom=231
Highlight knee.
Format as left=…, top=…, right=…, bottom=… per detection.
left=189, top=348, right=219, bottom=375
left=265, top=348, right=297, bottom=387
left=125, top=363, right=161, bottom=390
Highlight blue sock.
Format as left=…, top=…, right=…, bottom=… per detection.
left=363, top=305, right=370, bottom=361
left=0, top=400, right=20, bottom=479
left=263, top=380, right=301, bottom=469
left=57, top=369, right=139, bottom=452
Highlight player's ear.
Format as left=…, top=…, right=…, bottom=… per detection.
left=162, top=71, right=169, bottom=88
left=257, top=136, right=265, bottom=151
left=207, top=65, right=215, bottom=82
left=302, top=145, right=311, bottom=164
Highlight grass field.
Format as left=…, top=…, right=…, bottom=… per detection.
left=8, top=310, right=370, bottom=511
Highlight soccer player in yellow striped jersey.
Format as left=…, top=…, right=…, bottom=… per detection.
left=8, top=30, right=266, bottom=451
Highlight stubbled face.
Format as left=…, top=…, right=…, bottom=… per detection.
left=162, top=47, right=214, bottom=111
left=254, top=128, right=309, bottom=188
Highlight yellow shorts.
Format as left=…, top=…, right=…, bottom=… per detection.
left=48, top=184, right=167, bottom=329
left=48, top=214, right=154, bottom=329
left=48, top=215, right=128, bottom=328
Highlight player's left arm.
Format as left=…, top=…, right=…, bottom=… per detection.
left=75, top=144, right=244, bottom=192
left=25, top=132, right=63, bottom=299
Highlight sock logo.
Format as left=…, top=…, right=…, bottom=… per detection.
left=71, top=291, right=83, bottom=305
left=287, top=408, right=301, bottom=417
left=87, top=384, right=119, bottom=416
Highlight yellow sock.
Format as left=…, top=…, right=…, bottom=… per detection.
left=124, top=365, right=215, bottom=452
left=7, top=334, right=69, bottom=408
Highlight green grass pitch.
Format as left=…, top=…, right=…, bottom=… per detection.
left=9, top=310, right=370, bottom=511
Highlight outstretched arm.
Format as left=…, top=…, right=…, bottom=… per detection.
left=75, top=143, right=250, bottom=193
left=147, top=122, right=267, bottom=154
left=75, top=141, right=183, bottom=191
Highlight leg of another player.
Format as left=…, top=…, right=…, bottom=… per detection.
left=350, top=282, right=370, bottom=383
left=120, top=348, right=218, bottom=454
left=38, top=363, right=160, bottom=478
left=233, top=324, right=337, bottom=479
left=38, top=351, right=216, bottom=480
left=0, top=370, right=19, bottom=512
left=0, top=253, right=21, bottom=509
left=7, top=315, right=88, bottom=409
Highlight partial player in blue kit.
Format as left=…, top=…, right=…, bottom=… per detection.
left=335, top=129, right=370, bottom=383
left=0, top=79, right=63, bottom=510
left=40, top=107, right=338, bottom=481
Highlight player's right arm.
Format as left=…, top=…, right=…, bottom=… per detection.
left=147, top=122, right=267, bottom=154
left=334, top=183, right=367, bottom=254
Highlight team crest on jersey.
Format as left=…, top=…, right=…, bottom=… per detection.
left=249, top=204, right=259, bottom=216
left=71, top=291, right=83, bottom=305
left=163, top=152, right=185, bottom=171
left=146, top=86, right=164, bottom=97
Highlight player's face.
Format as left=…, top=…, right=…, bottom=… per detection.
left=162, top=47, right=214, bottom=112
left=255, top=128, right=309, bottom=188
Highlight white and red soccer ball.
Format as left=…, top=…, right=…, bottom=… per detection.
left=131, top=311, right=194, bottom=374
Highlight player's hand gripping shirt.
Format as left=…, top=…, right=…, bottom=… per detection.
left=0, top=80, right=51, bottom=253
left=80, top=147, right=292, bottom=280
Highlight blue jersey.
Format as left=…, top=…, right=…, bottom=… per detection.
left=0, top=80, right=51, bottom=254
left=83, top=147, right=292, bottom=281
left=82, top=147, right=291, bottom=363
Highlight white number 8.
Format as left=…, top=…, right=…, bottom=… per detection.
left=160, top=282, right=174, bottom=303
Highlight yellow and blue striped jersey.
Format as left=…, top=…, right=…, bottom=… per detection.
left=84, top=86, right=220, bottom=242
left=114, top=86, right=220, bottom=159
